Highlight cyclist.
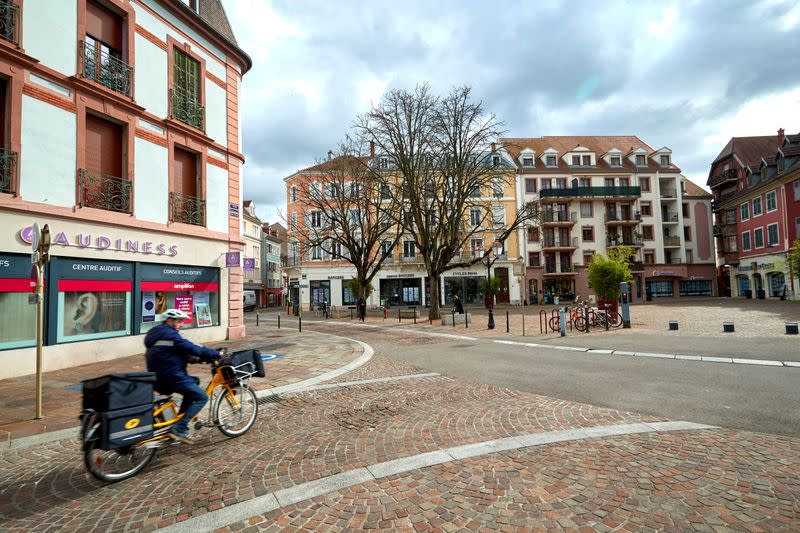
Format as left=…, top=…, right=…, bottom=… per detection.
left=144, top=309, right=221, bottom=444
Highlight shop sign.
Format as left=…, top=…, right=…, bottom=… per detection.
left=386, top=273, right=415, bottom=278
left=19, top=227, right=178, bottom=257
left=689, top=276, right=706, bottom=280
left=229, top=203, right=240, bottom=218
left=451, top=272, right=480, bottom=277
left=328, top=275, right=344, bottom=280
left=52, top=258, right=133, bottom=280
left=140, top=264, right=218, bottom=282
left=737, top=265, right=752, bottom=271
left=652, top=270, right=675, bottom=276
left=758, top=263, right=775, bottom=270
left=225, top=252, right=240, bottom=267
left=243, top=258, right=255, bottom=271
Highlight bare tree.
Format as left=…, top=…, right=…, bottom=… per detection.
left=356, top=85, right=537, bottom=320
left=286, top=140, right=405, bottom=304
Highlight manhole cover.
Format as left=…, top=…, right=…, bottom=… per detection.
left=258, top=394, right=282, bottom=405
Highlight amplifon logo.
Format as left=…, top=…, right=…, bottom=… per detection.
left=19, top=227, right=179, bottom=257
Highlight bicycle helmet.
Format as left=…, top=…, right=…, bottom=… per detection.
left=161, top=308, right=191, bottom=321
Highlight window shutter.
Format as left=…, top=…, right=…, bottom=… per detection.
left=85, top=114, right=123, bottom=177
left=86, top=0, right=122, bottom=50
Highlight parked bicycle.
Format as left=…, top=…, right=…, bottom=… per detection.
left=573, top=303, right=622, bottom=332
left=79, top=349, right=263, bottom=482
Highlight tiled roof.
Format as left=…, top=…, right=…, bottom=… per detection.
left=298, top=155, right=370, bottom=173
left=711, top=135, right=782, bottom=167
left=198, top=0, right=237, bottom=44
left=500, top=136, right=680, bottom=173
left=781, top=144, right=800, bottom=157
left=682, top=180, right=711, bottom=198
left=243, top=200, right=252, bottom=208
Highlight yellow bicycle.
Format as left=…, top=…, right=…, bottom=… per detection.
left=80, top=350, right=261, bottom=482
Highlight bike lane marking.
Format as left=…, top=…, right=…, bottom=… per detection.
left=155, top=420, right=718, bottom=533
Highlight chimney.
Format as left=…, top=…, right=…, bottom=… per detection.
left=327, top=149, right=333, bottom=160
left=491, top=142, right=496, bottom=153
left=369, top=141, right=375, bottom=158
left=778, top=128, right=785, bottom=144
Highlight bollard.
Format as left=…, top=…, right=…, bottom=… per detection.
left=668, top=320, right=678, bottom=331
left=298, top=316, right=302, bottom=332
left=723, top=322, right=734, bottom=333
left=786, top=322, right=799, bottom=335
left=256, top=313, right=259, bottom=326
left=398, top=307, right=401, bottom=323
left=521, top=311, right=525, bottom=337
left=350, top=308, right=353, bottom=320
left=452, top=309, right=456, bottom=328
left=465, top=311, right=469, bottom=329
left=278, top=314, right=281, bottom=329
left=488, top=309, right=495, bottom=330
left=413, top=310, right=416, bottom=324
left=506, top=310, right=509, bottom=333
left=604, top=305, right=609, bottom=331
left=559, top=306, right=567, bottom=337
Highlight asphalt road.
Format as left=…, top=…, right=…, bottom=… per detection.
left=385, top=339, right=800, bottom=437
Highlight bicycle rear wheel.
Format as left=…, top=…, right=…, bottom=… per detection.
left=573, top=316, right=588, bottom=332
left=84, top=438, right=156, bottom=482
left=548, top=316, right=560, bottom=332
left=609, top=311, right=623, bottom=328
left=214, top=384, right=258, bottom=437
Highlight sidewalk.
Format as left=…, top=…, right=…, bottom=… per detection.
left=0, top=327, right=364, bottom=446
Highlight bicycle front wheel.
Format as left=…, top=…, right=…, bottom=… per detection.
left=573, top=316, right=588, bottom=332
left=214, top=384, right=258, bottom=437
left=609, top=312, right=623, bottom=328
left=84, top=438, right=156, bottom=482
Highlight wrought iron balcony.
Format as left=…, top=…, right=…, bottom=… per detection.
left=660, top=189, right=677, bottom=198
left=543, top=263, right=576, bottom=275
left=713, top=224, right=724, bottom=237
left=0, top=0, right=18, bottom=46
left=663, top=236, right=681, bottom=247
left=78, top=169, right=131, bottom=213
left=542, top=211, right=576, bottom=224
left=170, top=191, right=206, bottom=226
left=79, top=40, right=133, bottom=97
left=170, top=89, right=205, bottom=130
left=606, top=237, right=643, bottom=247
left=0, top=148, right=18, bottom=194
left=708, top=168, right=737, bottom=188
left=542, top=236, right=579, bottom=249
left=539, top=186, right=641, bottom=199
left=662, top=212, right=679, bottom=223
left=664, top=257, right=684, bottom=264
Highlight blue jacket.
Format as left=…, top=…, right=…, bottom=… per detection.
left=144, top=323, right=220, bottom=393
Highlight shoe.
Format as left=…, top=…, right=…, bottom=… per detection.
left=169, top=428, right=195, bottom=445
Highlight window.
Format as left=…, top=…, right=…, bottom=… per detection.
left=610, top=155, right=621, bottom=167
left=540, top=178, right=552, bottom=189
left=172, top=48, right=203, bottom=130
left=682, top=202, right=689, bottom=218
left=579, top=177, right=591, bottom=187
left=647, top=280, right=674, bottom=297
left=580, top=202, right=592, bottom=217
left=766, top=191, right=777, bottom=212
left=767, top=224, right=779, bottom=246
left=740, top=202, right=750, bottom=221
left=527, top=226, right=540, bottom=242
left=555, top=178, right=566, bottom=189
left=571, top=155, right=581, bottom=166
left=640, top=202, right=652, bottom=216
left=582, top=226, right=594, bottom=241
left=754, top=228, right=764, bottom=248
left=604, top=178, right=615, bottom=187
left=582, top=155, right=591, bottom=166
left=310, top=244, right=322, bottom=260
left=492, top=206, right=505, bottom=225
left=309, top=211, right=322, bottom=228
left=642, top=225, right=654, bottom=240
left=794, top=180, right=800, bottom=201
left=643, top=250, right=655, bottom=264
left=685, top=249, right=693, bottom=263
left=640, top=177, right=650, bottom=192
left=172, top=146, right=203, bottom=225
left=291, top=186, right=296, bottom=202
left=290, top=213, right=297, bottom=230
left=525, top=178, right=537, bottom=193
left=618, top=177, right=629, bottom=187
left=82, top=112, right=126, bottom=212
left=752, top=196, right=762, bottom=217
left=545, top=155, right=557, bottom=167
left=348, top=209, right=359, bottom=228
left=528, top=252, right=540, bottom=267
left=181, top=0, right=200, bottom=13
left=492, top=155, right=500, bottom=167
left=635, top=154, right=646, bottom=166
left=381, top=239, right=393, bottom=256
left=82, top=1, right=129, bottom=96
left=469, top=182, right=481, bottom=197
left=253, top=246, right=260, bottom=261
left=380, top=183, right=391, bottom=200
left=379, top=157, right=388, bottom=169
left=683, top=226, right=691, bottom=241
left=522, top=156, right=534, bottom=167
left=471, top=238, right=483, bottom=257
left=403, top=240, right=416, bottom=258
left=583, top=252, right=594, bottom=265
left=492, top=178, right=504, bottom=197
left=470, top=207, right=482, bottom=226
left=660, top=155, right=670, bottom=166
left=742, top=231, right=751, bottom=251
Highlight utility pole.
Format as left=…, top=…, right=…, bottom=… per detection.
left=30, top=223, right=51, bottom=420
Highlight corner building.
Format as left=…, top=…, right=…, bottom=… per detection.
left=504, top=136, right=716, bottom=303
left=0, top=0, right=251, bottom=378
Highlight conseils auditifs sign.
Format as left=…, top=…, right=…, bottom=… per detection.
left=19, top=227, right=179, bottom=257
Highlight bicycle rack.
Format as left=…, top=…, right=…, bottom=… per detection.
left=539, top=310, right=548, bottom=334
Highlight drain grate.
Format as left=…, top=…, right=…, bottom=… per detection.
left=258, top=394, right=282, bottom=405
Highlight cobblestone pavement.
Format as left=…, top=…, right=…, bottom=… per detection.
left=0, top=329, right=363, bottom=444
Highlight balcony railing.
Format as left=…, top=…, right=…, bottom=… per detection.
left=78, top=169, right=131, bottom=213
left=708, top=168, right=737, bottom=188
left=539, top=186, right=641, bottom=199
left=605, top=212, right=640, bottom=223
left=542, top=211, right=577, bottom=223
left=543, top=264, right=575, bottom=274
left=713, top=224, right=724, bottom=237
left=170, top=88, right=205, bottom=130
left=170, top=191, right=206, bottom=226
left=663, top=236, right=681, bottom=247
left=606, top=238, right=643, bottom=247
left=401, top=254, right=418, bottom=263
left=664, top=257, right=684, bottom=264
left=662, top=213, right=678, bottom=222
left=0, top=148, right=18, bottom=194
left=660, top=189, right=677, bottom=198
left=0, top=1, right=19, bottom=46
left=542, top=236, right=579, bottom=248
left=79, top=40, right=133, bottom=97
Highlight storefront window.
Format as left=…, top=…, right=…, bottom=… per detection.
left=646, top=280, right=674, bottom=298
left=341, top=280, right=356, bottom=305
left=0, top=254, right=37, bottom=350
left=443, top=276, right=483, bottom=305
left=679, top=280, right=712, bottom=296
left=380, top=278, right=421, bottom=306
left=310, top=280, right=330, bottom=305
left=139, top=264, right=220, bottom=332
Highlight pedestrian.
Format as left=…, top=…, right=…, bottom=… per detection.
left=453, top=293, right=464, bottom=314
left=357, top=296, right=367, bottom=322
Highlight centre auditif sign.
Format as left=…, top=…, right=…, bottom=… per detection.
left=19, top=227, right=179, bottom=257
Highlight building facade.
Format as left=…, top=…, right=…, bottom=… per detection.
left=0, top=0, right=251, bottom=378
left=241, top=200, right=262, bottom=305
left=261, top=223, right=284, bottom=307
left=283, top=151, right=526, bottom=311
left=709, top=129, right=800, bottom=299
left=504, top=136, right=716, bottom=303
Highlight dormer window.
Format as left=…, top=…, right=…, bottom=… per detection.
left=610, top=155, right=621, bottom=167
left=181, top=0, right=200, bottom=14
left=522, top=156, right=533, bottom=167
left=492, top=155, right=500, bottom=167
left=635, top=154, right=646, bottom=166
left=660, top=155, right=670, bottom=166
left=571, top=155, right=581, bottom=166
left=379, top=157, right=388, bottom=169
left=545, top=155, right=557, bottom=167
left=582, top=155, right=591, bottom=166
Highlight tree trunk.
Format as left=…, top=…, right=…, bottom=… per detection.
left=428, top=275, right=441, bottom=320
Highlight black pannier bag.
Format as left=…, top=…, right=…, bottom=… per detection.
left=100, top=404, right=154, bottom=450
left=82, top=372, right=156, bottom=412
left=229, top=349, right=266, bottom=378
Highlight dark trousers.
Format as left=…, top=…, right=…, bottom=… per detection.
left=173, top=382, right=208, bottom=433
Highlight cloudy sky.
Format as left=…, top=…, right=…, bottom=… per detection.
left=225, top=0, right=800, bottom=224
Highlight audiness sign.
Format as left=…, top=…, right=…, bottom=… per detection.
left=19, top=227, right=178, bottom=257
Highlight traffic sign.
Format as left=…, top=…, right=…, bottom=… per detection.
left=30, top=222, right=40, bottom=252
left=30, top=264, right=39, bottom=293
left=31, top=250, right=40, bottom=265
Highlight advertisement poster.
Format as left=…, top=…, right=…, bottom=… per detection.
left=194, top=292, right=209, bottom=306
left=195, top=303, right=213, bottom=327
left=142, top=292, right=156, bottom=322
left=62, top=291, right=128, bottom=338
left=174, top=295, right=194, bottom=322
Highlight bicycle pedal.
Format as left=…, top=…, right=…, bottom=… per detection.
left=193, top=420, right=205, bottom=430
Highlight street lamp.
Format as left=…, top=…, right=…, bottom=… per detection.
left=484, top=239, right=502, bottom=329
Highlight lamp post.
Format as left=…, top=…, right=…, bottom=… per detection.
left=485, top=239, right=502, bottom=329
